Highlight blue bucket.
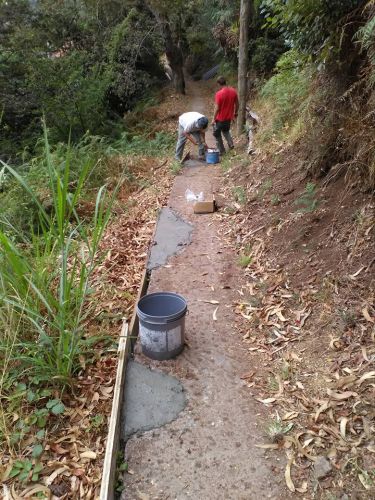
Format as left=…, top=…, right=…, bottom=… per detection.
left=206, top=149, right=220, bottom=164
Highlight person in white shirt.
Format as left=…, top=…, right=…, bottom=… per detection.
left=175, top=112, right=209, bottom=161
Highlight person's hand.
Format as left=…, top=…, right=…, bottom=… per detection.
left=204, top=143, right=208, bottom=150
left=211, top=120, right=215, bottom=126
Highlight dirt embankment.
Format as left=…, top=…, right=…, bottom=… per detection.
left=218, top=117, right=374, bottom=497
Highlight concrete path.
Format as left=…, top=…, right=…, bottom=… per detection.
left=122, top=361, right=186, bottom=440
left=121, top=84, right=288, bottom=499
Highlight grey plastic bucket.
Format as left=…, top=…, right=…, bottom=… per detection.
left=136, top=292, right=187, bottom=360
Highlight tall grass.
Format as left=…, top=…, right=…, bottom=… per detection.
left=0, top=125, right=119, bottom=391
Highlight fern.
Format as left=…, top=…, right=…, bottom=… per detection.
left=356, top=2, right=375, bottom=86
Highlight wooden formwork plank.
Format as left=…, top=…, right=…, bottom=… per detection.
left=100, top=266, right=150, bottom=499
left=129, top=267, right=150, bottom=339
left=100, top=321, right=129, bottom=500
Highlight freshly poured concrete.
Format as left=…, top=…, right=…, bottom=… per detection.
left=147, top=207, right=192, bottom=270
left=121, top=360, right=186, bottom=440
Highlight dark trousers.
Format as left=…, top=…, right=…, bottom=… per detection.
left=213, top=120, right=234, bottom=154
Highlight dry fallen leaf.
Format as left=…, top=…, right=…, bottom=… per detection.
left=213, top=307, right=218, bottom=321
left=362, top=307, right=374, bottom=323
left=340, top=417, right=348, bottom=440
left=45, top=466, right=70, bottom=486
left=349, top=266, right=365, bottom=279
left=296, top=481, right=308, bottom=493
left=315, top=400, right=331, bottom=421
left=255, top=443, right=280, bottom=449
left=285, top=455, right=295, bottom=492
left=282, top=411, right=299, bottom=421
left=326, top=389, right=358, bottom=400
left=256, top=397, right=277, bottom=404
left=80, top=450, right=97, bottom=460
left=356, top=371, right=375, bottom=386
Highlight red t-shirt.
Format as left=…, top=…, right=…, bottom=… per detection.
left=215, top=86, right=238, bottom=121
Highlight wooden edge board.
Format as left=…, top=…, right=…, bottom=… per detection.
left=129, top=267, right=150, bottom=340
left=100, top=321, right=129, bottom=500
left=100, top=206, right=160, bottom=498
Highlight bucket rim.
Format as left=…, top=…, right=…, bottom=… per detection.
left=137, top=291, right=188, bottom=324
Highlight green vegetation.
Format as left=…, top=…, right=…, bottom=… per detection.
left=0, top=130, right=117, bottom=388
left=260, top=50, right=312, bottom=134
left=258, top=179, right=273, bottom=200
left=232, top=186, right=247, bottom=205
left=170, top=160, right=183, bottom=175
left=0, top=130, right=122, bottom=468
left=238, top=254, right=252, bottom=268
left=294, top=182, right=319, bottom=213
left=270, top=194, right=280, bottom=206
left=266, top=416, right=293, bottom=442
left=257, top=0, right=375, bottom=188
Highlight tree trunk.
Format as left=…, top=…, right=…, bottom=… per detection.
left=237, top=0, right=252, bottom=135
left=146, top=4, right=186, bottom=94
left=165, top=29, right=185, bottom=95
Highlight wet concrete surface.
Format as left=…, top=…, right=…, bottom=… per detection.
left=147, top=207, right=192, bottom=271
left=121, top=361, right=186, bottom=440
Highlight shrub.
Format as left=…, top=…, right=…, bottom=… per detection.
left=260, top=50, right=312, bottom=133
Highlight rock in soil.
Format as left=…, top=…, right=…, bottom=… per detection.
left=313, top=456, right=333, bottom=480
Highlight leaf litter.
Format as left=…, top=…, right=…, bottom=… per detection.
left=218, top=166, right=375, bottom=495
left=1, top=152, right=174, bottom=497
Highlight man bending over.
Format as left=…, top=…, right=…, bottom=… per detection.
left=175, top=112, right=209, bottom=161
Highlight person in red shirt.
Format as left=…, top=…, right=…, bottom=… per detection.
left=212, top=76, right=239, bottom=154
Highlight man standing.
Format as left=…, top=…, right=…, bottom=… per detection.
left=175, top=112, right=209, bottom=161
left=212, top=76, right=239, bottom=155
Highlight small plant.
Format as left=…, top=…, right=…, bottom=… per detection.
left=294, top=182, right=319, bottom=213
left=223, top=206, right=237, bottom=215
left=220, top=156, right=233, bottom=172
left=271, top=193, right=281, bottom=205
left=238, top=254, right=252, bottom=268
left=137, top=178, right=151, bottom=190
left=267, top=376, right=279, bottom=392
left=45, top=399, right=65, bottom=415
left=170, top=160, right=182, bottom=175
left=358, top=468, right=375, bottom=490
left=338, top=309, right=356, bottom=330
left=258, top=179, right=272, bottom=199
left=314, top=281, right=332, bottom=303
left=10, top=460, right=43, bottom=482
left=87, top=414, right=104, bottom=430
left=232, top=186, right=247, bottom=205
left=115, top=451, right=128, bottom=493
left=280, top=361, right=290, bottom=380
left=266, top=414, right=293, bottom=442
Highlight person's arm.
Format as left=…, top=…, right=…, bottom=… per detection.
left=183, top=131, right=199, bottom=145
left=200, top=131, right=208, bottom=149
left=212, top=102, right=219, bottom=125
left=183, top=121, right=199, bottom=145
